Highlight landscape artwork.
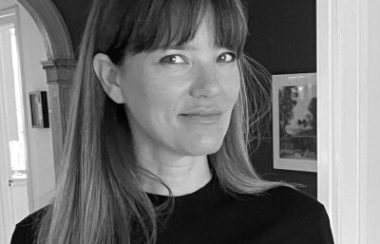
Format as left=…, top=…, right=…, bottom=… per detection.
left=272, top=73, right=317, bottom=172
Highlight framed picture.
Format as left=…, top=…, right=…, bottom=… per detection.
left=29, top=91, right=49, bottom=128
left=272, top=73, right=317, bottom=172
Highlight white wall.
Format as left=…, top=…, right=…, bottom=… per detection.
left=317, top=0, right=380, bottom=243
left=366, top=0, right=380, bottom=243
left=0, top=0, right=55, bottom=212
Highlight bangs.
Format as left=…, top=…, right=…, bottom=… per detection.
left=106, top=0, right=248, bottom=63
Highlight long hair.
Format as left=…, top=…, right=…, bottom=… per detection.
left=37, top=0, right=290, bottom=243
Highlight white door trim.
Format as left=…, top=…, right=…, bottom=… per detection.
left=0, top=7, right=19, bottom=243
left=317, top=0, right=368, bottom=243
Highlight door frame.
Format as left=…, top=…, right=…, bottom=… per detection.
left=0, top=6, right=24, bottom=242
left=317, top=0, right=368, bottom=243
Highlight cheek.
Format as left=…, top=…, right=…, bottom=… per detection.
left=220, top=66, right=241, bottom=107
left=121, top=70, right=181, bottom=126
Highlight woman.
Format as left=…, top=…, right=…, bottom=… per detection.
left=11, top=0, right=334, bottom=243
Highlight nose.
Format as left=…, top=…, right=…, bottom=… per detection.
left=189, top=63, right=223, bottom=98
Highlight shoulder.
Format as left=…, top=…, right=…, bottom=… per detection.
left=15, top=205, right=50, bottom=228
left=227, top=185, right=330, bottom=227
left=10, top=205, right=50, bottom=244
left=244, top=186, right=334, bottom=243
left=265, top=185, right=324, bottom=211
left=258, top=186, right=329, bottom=222
left=235, top=185, right=324, bottom=211
left=230, top=186, right=334, bottom=242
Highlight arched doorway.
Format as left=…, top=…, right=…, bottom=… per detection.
left=16, top=0, right=75, bottom=177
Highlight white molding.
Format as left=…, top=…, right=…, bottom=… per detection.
left=1, top=4, right=36, bottom=215
left=0, top=7, right=21, bottom=242
left=316, top=0, right=335, bottom=213
left=317, top=0, right=368, bottom=243
left=0, top=53, right=14, bottom=244
left=357, top=1, right=368, bottom=244
left=9, top=3, right=35, bottom=216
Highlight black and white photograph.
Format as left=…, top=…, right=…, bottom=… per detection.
left=273, top=73, right=317, bottom=172
left=1, top=0, right=380, bottom=244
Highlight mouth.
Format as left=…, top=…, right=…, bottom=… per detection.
left=179, top=113, right=223, bottom=124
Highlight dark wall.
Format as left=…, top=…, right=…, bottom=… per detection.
left=51, top=0, right=91, bottom=57
left=51, top=0, right=317, bottom=197
left=245, top=0, right=317, bottom=197
left=245, top=0, right=316, bottom=74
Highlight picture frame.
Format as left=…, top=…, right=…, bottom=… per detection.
left=29, top=91, right=49, bottom=128
left=272, top=73, right=317, bottom=172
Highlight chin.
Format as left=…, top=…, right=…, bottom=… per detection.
left=181, top=136, right=224, bottom=156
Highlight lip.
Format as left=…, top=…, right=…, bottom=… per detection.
left=179, top=106, right=224, bottom=124
left=179, top=113, right=223, bottom=124
left=180, top=107, right=223, bottom=115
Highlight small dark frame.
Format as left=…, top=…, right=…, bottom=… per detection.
left=29, top=91, right=49, bottom=128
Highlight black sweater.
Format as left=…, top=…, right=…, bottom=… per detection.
left=11, top=176, right=334, bottom=244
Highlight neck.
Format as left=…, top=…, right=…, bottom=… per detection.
left=137, top=148, right=212, bottom=196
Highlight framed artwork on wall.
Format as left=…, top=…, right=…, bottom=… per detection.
left=272, top=73, right=317, bottom=172
left=29, top=91, right=49, bottom=128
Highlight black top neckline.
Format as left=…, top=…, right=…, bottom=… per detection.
left=145, top=175, right=226, bottom=215
left=145, top=174, right=216, bottom=198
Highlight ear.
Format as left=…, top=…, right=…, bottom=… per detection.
left=93, top=53, right=125, bottom=104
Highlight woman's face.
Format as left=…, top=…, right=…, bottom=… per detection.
left=117, top=17, right=241, bottom=157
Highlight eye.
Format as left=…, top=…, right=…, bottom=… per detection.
left=159, top=54, right=188, bottom=64
left=217, top=52, right=236, bottom=63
